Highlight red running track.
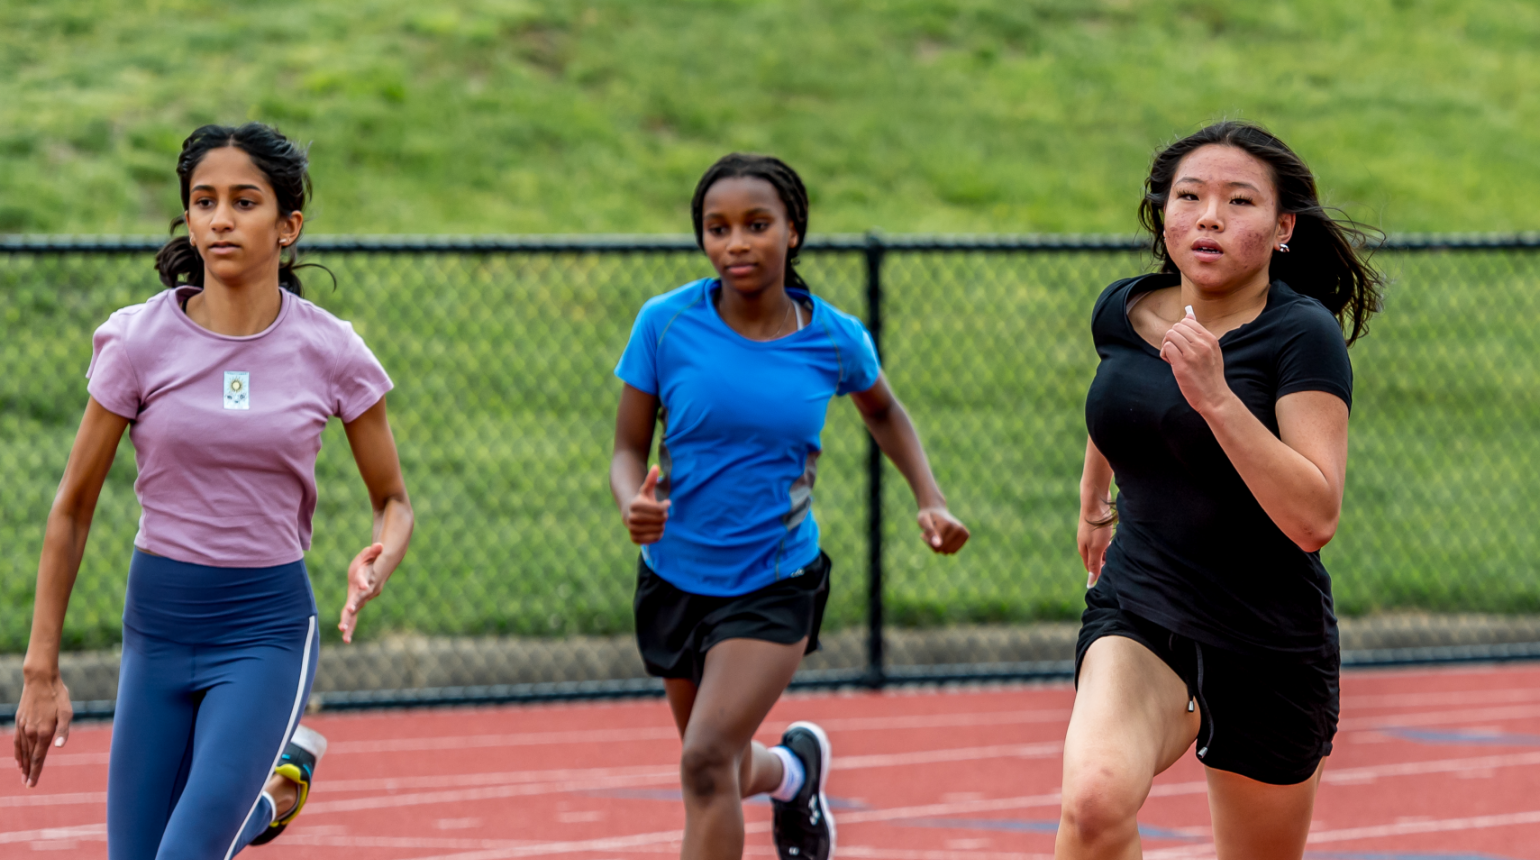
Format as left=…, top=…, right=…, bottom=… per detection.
left=8, top=663, right=1540, bottom=859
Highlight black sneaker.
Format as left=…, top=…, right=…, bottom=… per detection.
left=771, top=721, right=835, bottom=860
left=250, top=725, right=327, bottom=846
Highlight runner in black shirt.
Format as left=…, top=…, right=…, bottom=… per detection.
left=1056, top=121, right=1383, bottom=860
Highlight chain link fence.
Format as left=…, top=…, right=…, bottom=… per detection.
left=3, top=233, right=1539, bottom=717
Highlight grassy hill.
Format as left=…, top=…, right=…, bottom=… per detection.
left=2, top=0, right=1539, bottom=236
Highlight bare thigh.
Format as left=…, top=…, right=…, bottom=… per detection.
left=1056, top=635, right=1201, bottom=858
left=1206, top=760, right=1324, bottom=860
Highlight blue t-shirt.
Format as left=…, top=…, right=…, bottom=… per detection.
left=615, top=278, right=882, bottom=596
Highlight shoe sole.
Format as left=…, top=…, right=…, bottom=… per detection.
left=787, top=721, right=835, bottom=860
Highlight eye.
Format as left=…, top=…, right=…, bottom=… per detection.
left=237, top=198, right=257, bottom=209
left=1176, top=191, right=1198, bottom=201
left=193, top=197, right=213, bottom=208
left=707, top=225, right=727, bottom=236
left=1230, top=196, right=1253, bottom=206
left=750, top=220, right=771, bottom=232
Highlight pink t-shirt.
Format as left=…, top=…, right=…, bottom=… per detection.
left=86, top=286, right=393, bottom=568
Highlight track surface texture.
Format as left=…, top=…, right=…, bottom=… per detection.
left=8, top=663, right=1540, bottom=859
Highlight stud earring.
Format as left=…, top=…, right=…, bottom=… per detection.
left=1278, top=242, right=1290, bottom=253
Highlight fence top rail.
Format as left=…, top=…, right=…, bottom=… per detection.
left=2, top=232, right=1538, bottom=255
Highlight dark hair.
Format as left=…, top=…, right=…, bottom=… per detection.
left=690, top=153, right=811, bottom=292
left=1139, top=121, right=1384, bottom=345
left=154, top=123, right=315, bottom=297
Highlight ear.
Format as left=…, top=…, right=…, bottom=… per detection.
left=1276, top=212, right=1296, bottom=247
left=277, top=210, right=304, bottom=248
left=184, top=212, right=193, bottom=246
left=787, top=222, right=801, bottom=250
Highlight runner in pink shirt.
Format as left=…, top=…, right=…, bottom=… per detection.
left=13, top=122, right=415, bottom=858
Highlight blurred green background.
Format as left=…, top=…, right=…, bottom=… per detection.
left=4, top=1, right=1540, bottom=655
left=2, top=0, right=1538, bottom=236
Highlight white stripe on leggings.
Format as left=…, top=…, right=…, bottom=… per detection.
left=223, top=615, right=315, bottom=860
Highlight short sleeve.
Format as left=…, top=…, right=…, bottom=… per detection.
left=1276, top=303, right=1353, bottom=412
left=831, top=312, right=882, bottom=396
left=615, top=304, right=662, bottom=395
left=86, top=313, right=143, bottom=420
left=333, top=324, right=394, bottom=423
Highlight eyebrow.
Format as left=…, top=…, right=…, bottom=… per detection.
left=191, top=183, right=265, bottom=193
left=703, top=207, right=778, bottom=219
left=1174, top=176, right=1262, bottom=193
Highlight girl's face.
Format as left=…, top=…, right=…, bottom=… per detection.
left=700, top=176, right=800, bottom=297
left=185, top=146, right=302, bottom=287
left=1163, top=144, right=1294, bottom=292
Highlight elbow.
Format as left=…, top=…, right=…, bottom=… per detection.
left=1290, top=514, right=1339, bottom=554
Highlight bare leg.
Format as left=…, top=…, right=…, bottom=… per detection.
left=1207, top=760, right=1324, bottom=860
left=263, top=771, right=298, bottom=820
left=668, top=638, right=806, bottom=860
left=1055, top=636, right=1201, bottom=859
left=665, top=678, right=786, bottom=800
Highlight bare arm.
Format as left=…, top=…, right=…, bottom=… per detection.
left=1078, top=436, right=1115, bottom=586
left=849, top=374, right=969, bottom=554
left=610, top=383, right=669, bottom=544
left=1162, top=314, right=1349, bottom=552
left=338, top=397, right=414, bottom=643
left=16, top=398, right=130, bottom=787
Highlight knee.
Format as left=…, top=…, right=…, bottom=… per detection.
left=679, top=740, right=738, bottom=802
left=1059, top=767, right=1142, bottom=847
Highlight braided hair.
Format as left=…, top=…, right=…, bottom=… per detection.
left=154, top=122, right=315, bottom=297
left=1139, top=121, right=1384, bottom=345
left=690, top=153, right=811, bottom=292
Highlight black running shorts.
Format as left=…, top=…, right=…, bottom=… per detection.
left=1075, top=583, right=1339, bottom=786
left=634, top=552, right=831, bottom=687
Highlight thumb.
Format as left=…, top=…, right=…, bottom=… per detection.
left=640, top=465, right=660, bottom=501
left=363, top=542, right=384, bottom=562
left=918, top=512, right=942, bottom=548
left=1185, top=304, right=1196, bottom=320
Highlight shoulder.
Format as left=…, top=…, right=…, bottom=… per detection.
left=1271, top=282, right=1348, bottom=344
left=637, top=279, right=711, bottom=322
left=1091, top=273, right=1165, bottom=335
left=810, top=295, right=868, bottom=335
left=284, top=292, right=370, bottom=347
left=810, top=295, right=877, bottom=353
left=93, top=290, right=170, bottom=345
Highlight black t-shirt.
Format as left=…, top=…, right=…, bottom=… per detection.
left=1085, top=273, right=1353, bottom=657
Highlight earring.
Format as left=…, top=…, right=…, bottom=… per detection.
left=1278, top=242, right=1290, bottom=253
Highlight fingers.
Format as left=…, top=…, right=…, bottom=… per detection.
left=639, top=464, right=660, bottom=501
left=918, top=511, right=942, bottom=549
left=917, top=510, right=970, bottom=554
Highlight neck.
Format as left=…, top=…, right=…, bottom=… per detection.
left=1179, top=268, right=1271, bottom=327
left=716, top=279, right=798, bottom=341
left=187, top=266, right=286, bottom=336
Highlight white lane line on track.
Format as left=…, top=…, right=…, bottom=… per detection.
left=280, top=834, right=541, bottom=849
left=300, top=743, right=1067, bottom=813
left=0, top=789, right=107, bottom=808
left=0, top=824, right=106, bottom=844
left=1339, top=702, right=1540, bottom=731
left=1307, top=808, right=1540, bottom=843
left=1344, top=685, right=1540, bottom=711
left=322, top=709, right=1071, bottom=755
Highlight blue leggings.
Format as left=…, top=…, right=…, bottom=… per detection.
left=107, top=550, right=319, bottom=860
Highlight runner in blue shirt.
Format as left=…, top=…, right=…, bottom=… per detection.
left=611, top=153, right=969, bottom=860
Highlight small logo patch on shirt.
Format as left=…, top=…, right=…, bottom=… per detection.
left=224, top=371, right=250, bottom=410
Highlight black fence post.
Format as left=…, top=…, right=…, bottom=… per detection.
left=864, top=231, right=886, bottom=690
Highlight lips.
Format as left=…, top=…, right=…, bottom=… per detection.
left=1191, top=239, right=1223, bottom=260
left=725, top=262, right=757, bottom=277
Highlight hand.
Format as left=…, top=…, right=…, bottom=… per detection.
left=1078, top=507, right=1114, bottom=588
left=1160, top=307, right=1233, bottom=416
left=917, top=507, right=969, bottom=554
left=14, top=674, right=72, bottom=788
left=339, top=542, right=386, bottom=644
left=624, top=465, right=671, bottom=545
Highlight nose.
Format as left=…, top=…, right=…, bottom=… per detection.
left=1196, top=198, right=1223, bottom=232
left=210, top=200, right=236, bottom=232
left=726, top=225, right=751, bottom=253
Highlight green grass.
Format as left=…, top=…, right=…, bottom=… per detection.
left=2, top=0, right=1540, bottom=235
left=3, top=247, right=1539, bottom=653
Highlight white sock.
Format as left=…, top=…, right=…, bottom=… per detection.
left=261, top=790, right=279, bottom=825
left=768, top=745, right=805, bottom=802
